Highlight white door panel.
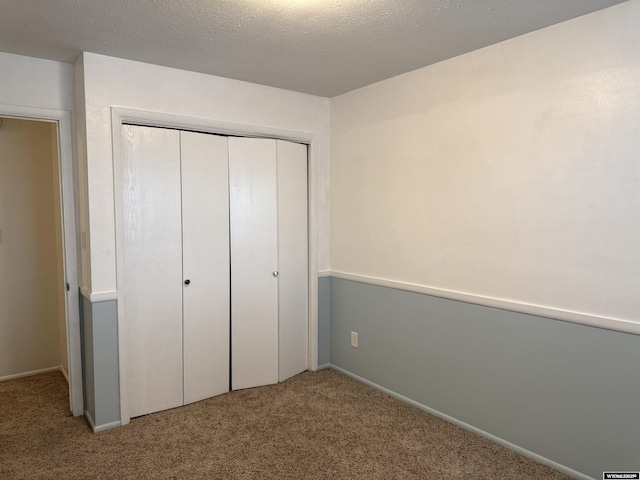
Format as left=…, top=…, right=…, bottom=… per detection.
left=122, top=127, right=309, bottom=414
left=181, top=131, right=230, bottom=404
left=229, top=137, right=279, bottom=390
left=277, top=140, right=309, bottom=381
left=122, top=125, right=184, bottom=418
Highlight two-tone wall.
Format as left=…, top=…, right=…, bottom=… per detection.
left=326, top=278, right=640, bottom=480
left=75, top=53, right=330, bottom=429
left=327, top=2, right=640, bottom=479
left=2, top=2, right=639, bottom=476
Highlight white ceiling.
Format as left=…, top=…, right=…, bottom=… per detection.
left=0, top=0, right=628, bottom=97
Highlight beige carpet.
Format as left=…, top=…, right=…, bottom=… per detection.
left=0, top=369, right=569, bottom=479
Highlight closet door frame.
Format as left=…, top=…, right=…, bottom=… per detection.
left=112, top=108, right=319, bottom=426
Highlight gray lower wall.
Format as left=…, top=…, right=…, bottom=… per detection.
left=317, top=277, right=331, bottom=366
left=329, top=277, right=640, bottom=480
left=78, top=278, right=329, bottom=431
left=81, top=296, right=94, bottom=421
left=80, top=294, right=120, bottom=430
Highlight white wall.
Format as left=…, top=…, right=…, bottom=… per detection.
left=73, top=54, right=91, bottom=296
left=330, top=0, right=640, bottom=331
left=76, top=53, right=330, bottom=295
left=0, top=118, right=63, bottom=377
left=0, top=52, right=74, bottom=111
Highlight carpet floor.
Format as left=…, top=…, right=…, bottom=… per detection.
left=0, top=369, right=569, bottom=479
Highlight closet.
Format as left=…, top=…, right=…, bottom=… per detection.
left=121, top=125, right=308, bottom=418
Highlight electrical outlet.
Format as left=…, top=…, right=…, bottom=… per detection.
left=350, top=331, right=358, bottom=348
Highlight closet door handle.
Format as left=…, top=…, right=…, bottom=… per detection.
left=184, top=279, right=191, bottom=285
left=273, top=271, right=279, bottom=278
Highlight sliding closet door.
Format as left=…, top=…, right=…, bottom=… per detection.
left=277, top=140, right=309, bottom=381
left=122, top=125, right=184, bottom=418
left=229, top=137, right=279, bottom=390
left=181, top=132, right=231, bottom=404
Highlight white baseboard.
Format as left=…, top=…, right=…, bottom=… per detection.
left=329, top=364, right=593, bottom=480
left=93, top=419, right=121, bottom=433
left=84, top=409, right=96, bottom=431
left=85, top=409, right=121, bottom=433
left=316, top=363, right=331, bottom=371
left=0, top=366, right=61, bottom=382
left=59, top=366, right=70, bottom=383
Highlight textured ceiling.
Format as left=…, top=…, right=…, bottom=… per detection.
left=0, top=0, right=628, bottom=97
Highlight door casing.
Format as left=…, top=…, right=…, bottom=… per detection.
left=0, top=104, right=83, bottom=417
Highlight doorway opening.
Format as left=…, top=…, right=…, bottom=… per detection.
left=0, top=115, right=81, bottom=415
